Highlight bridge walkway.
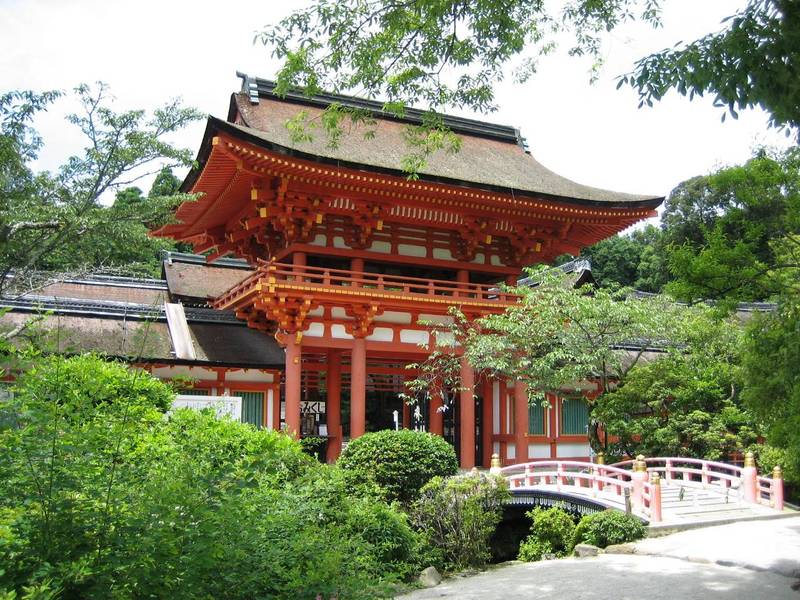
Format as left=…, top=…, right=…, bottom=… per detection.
left=496, top=454, right=791, bottom=526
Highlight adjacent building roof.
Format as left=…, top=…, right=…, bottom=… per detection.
left=162, top=252, right=253, bottom=303
left=190, top=73, right=662, bottom=209
left=0, top=268, right=284, bottom=368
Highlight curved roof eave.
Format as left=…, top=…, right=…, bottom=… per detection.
left=182, top=116, right=664, bottom=211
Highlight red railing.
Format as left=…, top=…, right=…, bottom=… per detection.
left=611, top=457, right=784, bottom=511
left=215, top=261, right=518, bottom=309
left=499, top=460, right=661, bottom=522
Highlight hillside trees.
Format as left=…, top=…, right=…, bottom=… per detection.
left=0, top=84, right=201, bottom=296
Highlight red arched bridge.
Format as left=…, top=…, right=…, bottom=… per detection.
left=494, top=454, right=787, bottom=525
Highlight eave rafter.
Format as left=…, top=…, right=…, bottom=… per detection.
left=159, top=133, right=656, bottom=262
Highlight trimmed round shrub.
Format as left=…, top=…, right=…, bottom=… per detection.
left=573, top=510, right=647, bottom=548
left=338, top=429, right=458, bottom=503
left=517, top=507, right=576, bottom=561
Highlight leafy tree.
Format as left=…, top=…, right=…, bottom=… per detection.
left=408, top=271, right=694, bottom=451
left=594, top=315, right=759, bottom=461
left=0, top=84, right=201, bottom=296
left=148, top=166, right=182, bottom=198
left=259, top=0, right=798, bottom=167
left=741, top=304, right=800, bottom=483
left=578, top=225, right=670, bottom=291
left=663, top=146, right=800, bottom=304
left=623, top=0, right=800, bottom=134
left=0, top=353, right=420, bottom=598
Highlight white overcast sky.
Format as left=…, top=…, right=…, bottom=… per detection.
left=1, top=0, right=792, bottom=228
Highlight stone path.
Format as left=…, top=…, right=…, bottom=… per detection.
left=397, top=517, right=800, bottom=599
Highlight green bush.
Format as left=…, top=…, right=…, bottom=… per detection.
left=573, top=510, right=647, bottom=548
left=0, top=354, right=420, bottom=599
left=299, top=435, right=328, bottom=461
left=517, top=508, right=576, bottom=561
left=411, top=473, right=510, bottom=571
left=338, top=429, right=458, bottom=503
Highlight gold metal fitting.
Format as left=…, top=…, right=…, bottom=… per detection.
left=596, top=452, right=605, bottom=465
left=651, top=472, right=661, bottom=486
left=773, top=465, right=783, bottom=479
left=634, top=455, right=646, bottom=472
left=490, top=453, right=502, bottom=470
left=744, top=451, right=755, bottom=468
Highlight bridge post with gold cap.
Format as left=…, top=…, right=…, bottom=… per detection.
left=772, top=465, right=784, bottom=511
left=742, top=451, right=758, bottom=504
left=489, top=453, right=502, bottom=475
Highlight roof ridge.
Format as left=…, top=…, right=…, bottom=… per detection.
left=235, top=71, right=527, bottom=147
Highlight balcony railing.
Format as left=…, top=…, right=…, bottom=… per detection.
left=214, top=262, right=517, bottom=310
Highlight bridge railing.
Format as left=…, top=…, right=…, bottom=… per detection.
left=610, top=455, right=784, bottom=511
left=499, top=460, right=662, bottom=522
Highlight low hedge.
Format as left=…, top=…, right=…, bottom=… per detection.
left=338, top=429, right=458, bottom=503
left=573, top=510, right=647, bottom=548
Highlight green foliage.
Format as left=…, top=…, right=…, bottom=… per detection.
left=0, top=354, right=418, bottom=598
left=750, top=444, right=799, bottom=485
left=299, top=435, right=327, bottom=461
left=409, top=272, right=696, bottom=451
left=663, top=146, right=800, bottom=304
left=742, top=304, right=800, bottom=485
left=623, top=0, right=800, bottom=134
left=338, top=429, right=458, bottom=503
left=0, top=85, right=200, bottom=295
left=573, top=510, right=646, bottom=548
left=411, top=473, right=510, bottom=571
left=257, top=0, right=663, bottom=173
left=595, top=314, right=760, bottom=461
left=517, top=508, right=576, bottom=561
left=579, top=225, right=670, bottom=292
left=13, top=353, right=175, bottom=412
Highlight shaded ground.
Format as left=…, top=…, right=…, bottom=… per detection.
left=398, top=516, right=800, bottom=599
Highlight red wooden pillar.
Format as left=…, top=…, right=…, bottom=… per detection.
left=429, top=384, right=444, bottom=435
left=514, top=380, right=529, bottom=464
left=326, top=351, right=342, bottom=462
left=350, top=336, right=367, bottom=439
left=284, top=334, right=302, bottom=437
left=481, top=377, right=493, bottom=467
left=402, top=398, right=411, bottom=429
left=459, top=356, right=476, bottom=469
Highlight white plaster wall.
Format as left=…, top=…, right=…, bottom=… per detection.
left=333, top=236, right=348, bottom=248
left=397, top=244, right=427, bottom=258
left=400, top=330, right=429, bottom=344
left=331, top=307, right=352, bottom=320
left=492, top=381, right=500, bottom=435
left=374, top=311, right=412, bottom=324
left=267, top=388, right=274, bottom=429
left=418, top=314, right=453, bottom=325
left=225, top=369, right=275, bottom=383
left=555, top=442, right=591, bottom=459
left=303, top=322, right=325, bottom=337
left=369, top=240, right=391, bottom=253
left=330, top=324, right=352, bottom=339
left=507, top=443, right=516, bottom=460
left=309, top=234, right=327, bottom=246
left=528, top=443, right=551, bottom=459
left=367, top=327, right=394, bottom=342
left=432, top=248, right=454, bottom=260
